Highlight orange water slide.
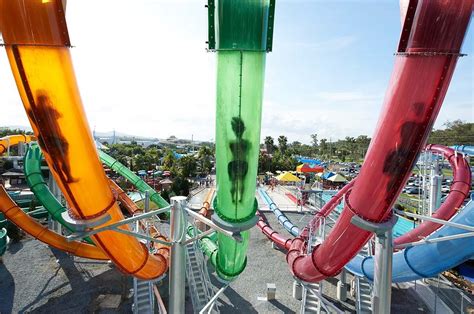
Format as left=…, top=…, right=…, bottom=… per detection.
left=109, top=180, right=170, bottom=262
left=0, top=135, right=36, bottom=155
left=0, top=136, right=107, bottom=259
left=0, top=185, right=107, bottom=260
left=198, top=188, right=215, bottom=218
left=0, top=0, right=166, bottom=279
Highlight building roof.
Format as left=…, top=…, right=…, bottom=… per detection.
left=1, top=171, right=25, bottom=177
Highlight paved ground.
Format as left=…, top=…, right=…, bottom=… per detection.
left=0, top=237, right=133, bottom=313
left=0, top=187, right=457, bottom=313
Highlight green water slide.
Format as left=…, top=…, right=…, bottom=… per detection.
left=208, top=0, right=275, bottom=280
left=0, top=228, right=7, bottom=255
left=187, top=225, right=218, bottom=266
left=24, top=143, right=169, bottom=237
left=98, top=150, right=169, bottom=209
left=24, top=143, right=94, bottom=244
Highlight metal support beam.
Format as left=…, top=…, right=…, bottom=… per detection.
left=65, top=205, right=171, bottom=241
left=169, top=196, right=187, bottom=314
left=351, top=212, right=397, bottom=314
left=182, top=228, right=215, bottom=246
left=372, top=225, right=394, bottom=314
left=337, top=269, right=347, bottom=301
left=199, top=284, right=229, bottom=314
left=185, top=207, right=243, bottom=243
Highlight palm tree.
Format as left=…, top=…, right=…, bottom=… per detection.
left=264, top=136, right=275, bottom=154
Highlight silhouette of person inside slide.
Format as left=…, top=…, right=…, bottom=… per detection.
left=382, top=102, right=425, bottom=209
left=28, top=91, right=78, bottom=184
left=228, top=116, right=250, bottom=203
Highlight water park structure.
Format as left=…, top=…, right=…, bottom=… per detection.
left=0, top=0, right=473, bottom=313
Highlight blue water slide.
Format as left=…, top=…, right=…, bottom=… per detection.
left=258, top=188, right=300, bottom=237
left=346, top=201, right=474, bottom=283
left=451, top=145, right=474, bottom=156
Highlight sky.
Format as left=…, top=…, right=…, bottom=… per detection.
left=0, top=0, right=472, bottom=144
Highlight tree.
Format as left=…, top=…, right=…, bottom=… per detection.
left=428, top=120, right=474, bottom=146
left=355, top=135, right=371, bottom=160
left=264, top=136, right=275, bottom=154
left=319, top=138, right=328, bottom=157
left=178, top=155, right=197, bottom=178
left=278, top=135, right=288, bottom=154
left=258, top=150, right=272, bottom=173
left=171, top=176, right=191, bottom=197
left=310, top=133, right=318, bottom=147
left=0, top=128, right=33, bottom=138
left=197, top=146, right=213, bottom=175
left=162, top=150, right=177, bottom=171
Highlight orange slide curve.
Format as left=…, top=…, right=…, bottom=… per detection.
left=0, top=134, right=35, bottom=155
left=0, top=0, right=167, bottom=279
left=0, top=185, right=108, bottom=260
left=0, top=135, right=107, bottom=259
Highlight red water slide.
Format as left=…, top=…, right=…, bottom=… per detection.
left=395, top=145, right=471, bottom=244
left=287, top=0, right=473, bottom=282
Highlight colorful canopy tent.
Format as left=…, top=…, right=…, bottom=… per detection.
left=296, top=163, right=324, bottom=173
left=296, top=157, right=323, bottom=165
left=322, top=172, right=336, bottom=180
left=327, top=173, right=347, bottom=183
left=275, top=172, right=301, bottom=182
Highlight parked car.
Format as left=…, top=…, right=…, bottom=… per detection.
left=405, top=187, right=421, bottom=194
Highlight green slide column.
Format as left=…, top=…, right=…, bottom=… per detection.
left=209, top=0, right=275, bottom=280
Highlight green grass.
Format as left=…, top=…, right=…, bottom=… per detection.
left=441, top=168, right=453, bottom=177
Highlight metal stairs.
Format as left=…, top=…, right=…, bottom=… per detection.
left=185, top=240, right=217, bottom=313
left=133, top=279, right=154, bottom=314
left=355, top=243, right=373, bottom=313
left=301, top=282, right=322, bottom=313
left=356, top=277, right=373, bottom=313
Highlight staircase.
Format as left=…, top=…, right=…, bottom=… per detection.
left=133, top=279, right=154, bottom=314
left=185, top=241, right=217, bottom=313
left=301, top=282, right=322, bottom=313
left=356, top=243, right=373, bottom=313
left=356, top=277, right=373, bottom=313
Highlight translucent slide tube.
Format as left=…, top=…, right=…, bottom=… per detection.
left=287, top=1, right=472, bottom=282
left=212, top=0, right=273, bottom=280
left=0, top=0, right=165, bottom=279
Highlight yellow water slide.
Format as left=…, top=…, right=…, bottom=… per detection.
left=0, top=0, right=166, bottom=279
left=0, top=134, right=35, bottom=155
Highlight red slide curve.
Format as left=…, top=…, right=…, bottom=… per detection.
left=395, top=144, right=471, bottom=244
left=287, top=1, right=473, bottom=283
